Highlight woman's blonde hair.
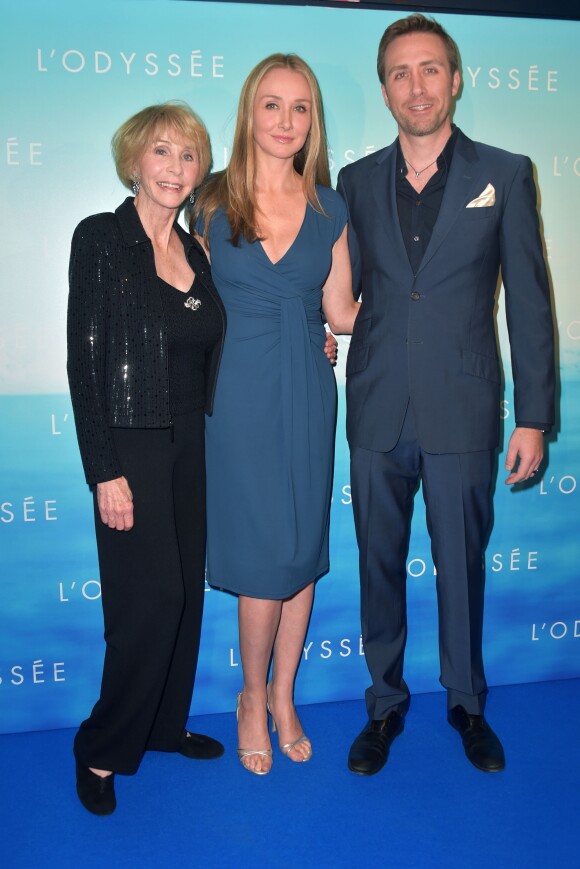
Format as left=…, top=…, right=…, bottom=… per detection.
left=112, top=101, right=212, bottom=190
left=193, top=53, right=331, bottom=247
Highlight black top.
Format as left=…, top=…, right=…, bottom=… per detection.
left=67, top=197, right=226, bottom=485
left=159, top=276, right=222, bottom=415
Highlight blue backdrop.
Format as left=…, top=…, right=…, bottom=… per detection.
left=0, top=0, right=578, bottom=734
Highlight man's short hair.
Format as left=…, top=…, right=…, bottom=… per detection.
left=377, top=13, right=460, bottom=85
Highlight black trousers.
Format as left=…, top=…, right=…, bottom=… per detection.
left=74, top=410, right=206, bottom=775
left=351, top=405, right=495, bottom=720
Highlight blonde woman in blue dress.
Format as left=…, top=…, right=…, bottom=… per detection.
left=194, top=54, right=360, bottom=775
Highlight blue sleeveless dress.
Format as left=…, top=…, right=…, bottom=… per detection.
left=200, top=186, right=347, bottom=599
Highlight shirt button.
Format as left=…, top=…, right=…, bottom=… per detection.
left=413, top=235, right=420, bottom=242
left=410, top=291, right=421, bottom=301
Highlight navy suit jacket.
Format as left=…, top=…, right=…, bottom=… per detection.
left=337, top=128, right=555, bottom=454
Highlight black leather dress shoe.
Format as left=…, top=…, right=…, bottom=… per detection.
left=178, top=731, right=224, bottom=760
left=448, top=705, right=505, bottom=772
left=348, top=711, right=405, bottom=776
left=75, top=760, right=116, bottom=816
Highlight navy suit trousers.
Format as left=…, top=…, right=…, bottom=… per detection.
left=350, top=403, right=495, bottom=719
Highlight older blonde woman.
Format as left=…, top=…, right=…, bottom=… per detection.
left=194, top=55, right=359, bottom=775
left=67, top=102, right=226, bottom=814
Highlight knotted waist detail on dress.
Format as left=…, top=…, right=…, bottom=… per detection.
left=221, top=281, right=323, bottom=319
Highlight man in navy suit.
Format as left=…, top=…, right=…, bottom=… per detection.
left=337, top=13, right=555, bottom=775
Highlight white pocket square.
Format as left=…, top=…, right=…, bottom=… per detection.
left=466, top=183, right=496, bottom=208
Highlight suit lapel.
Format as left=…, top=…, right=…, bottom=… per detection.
left=417, top=131, right=486, bottom=274
left=371, top=145, right=413, bottom=276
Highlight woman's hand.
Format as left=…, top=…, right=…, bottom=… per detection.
left=97, top=477, right=134, bottom=531
left=324, top=331, right=338, bottom=366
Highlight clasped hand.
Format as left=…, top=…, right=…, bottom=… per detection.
left=324, top=331, right=338, bottom=365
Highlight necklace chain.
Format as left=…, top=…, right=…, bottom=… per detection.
left=403, top=155, right=438, bottom=179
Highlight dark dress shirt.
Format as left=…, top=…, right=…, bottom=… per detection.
left=396, top=126, right=458, bottom=275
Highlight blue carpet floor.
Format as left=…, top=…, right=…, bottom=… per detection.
left=1, top=678, right=579, bottom=868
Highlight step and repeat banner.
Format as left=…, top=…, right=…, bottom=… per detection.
left=1, top=0, right=578, bottom=734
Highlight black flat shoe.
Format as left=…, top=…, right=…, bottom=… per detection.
left=75, top=760, right=116, bottom=815
left=347, top=711, right=405, bottom=776
left=448, top=705, right=505, bottom=772
left=178, top=731, right=224, bottom=760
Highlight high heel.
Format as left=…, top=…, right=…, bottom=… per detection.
left=267, top=689, right=312, bottom=763
left=236, top=692, right=273, bottom=776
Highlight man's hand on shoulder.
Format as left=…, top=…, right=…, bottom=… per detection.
left=504, top=427, right=544, bottom=485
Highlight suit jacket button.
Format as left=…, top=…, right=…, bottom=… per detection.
left=410, top=291, right=421, bottom=301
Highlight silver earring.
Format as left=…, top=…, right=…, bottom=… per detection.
left=189, top=190, right=195, bottom=206
left=132, top=178, right=140, bottom=196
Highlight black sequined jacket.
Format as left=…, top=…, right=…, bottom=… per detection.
left=67, top=197, right=226, bottom=486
